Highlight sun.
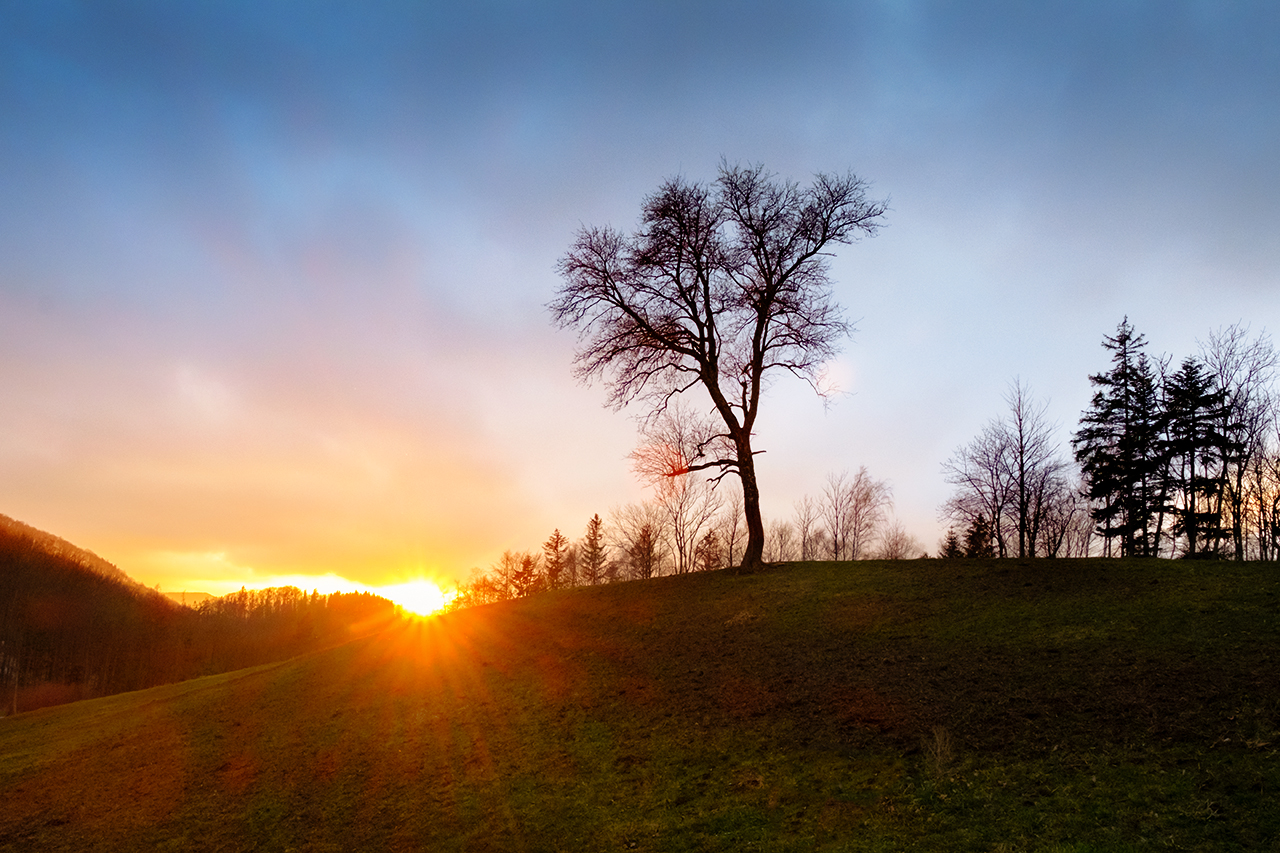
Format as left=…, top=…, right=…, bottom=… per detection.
left=380, top=579, right=451, bottom=616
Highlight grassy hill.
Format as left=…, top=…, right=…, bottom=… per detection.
left=2, top=558, right=1277, bottom=851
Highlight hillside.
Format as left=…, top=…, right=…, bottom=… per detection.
left=1, top=558, right=1277, bottom=851
left=0, top=519, right=399, bottom=714
left=0, top=514, right=148, bottom=595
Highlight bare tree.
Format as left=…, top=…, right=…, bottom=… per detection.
left=875, top=518, right=924, bottom=559
left=1035, top=474, right=1092, bottom=557
left=822, top=471, right=856, bottom=560
left=793, top=494, right=821, bottom=560
left=847, top=468, right=893, bottom=559
left=1005, top=379, right=1068, bottom=558
left=610, top=501, right=670, bottom=580
left=943, top=380, right=1070, bottom=558
left=552, top=163, right=887, bottom=572
left=561, top=542, right=580, bottom=588
left=942, top=421, right=1015, bottom=556
left=662, top=477, right=723, bottom=574
left=1200, top=323, right=1277, bottom=560
left=822, top=468, right=892, bottom=560
left=1253, top=425, right=1280, bottom=560
left=766, top=519, right=797, bottom=561
left=632, top=406, right=725, bottom=574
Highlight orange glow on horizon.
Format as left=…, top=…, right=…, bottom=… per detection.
left=155, top=570, right=455, bottom=617
left=378, top=579, right=453, bottom=616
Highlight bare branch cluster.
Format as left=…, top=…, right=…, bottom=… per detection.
left=552, top=162, right=886, bottom=571
left=942, top=379, right=1082, bottom=558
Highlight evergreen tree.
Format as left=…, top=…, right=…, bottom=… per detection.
left=628, top=523, right=661, bottom=580
left=581, top=514, right=607, bottom=586
left=964, top=515, right=995, bottom=558
left=1163, top=357, right=1231, bottom=556
left=694, top=530, right=724, bottom=572
left=542, top=529, right=569, bottom=589
left=1073, top=318, right=1164, bottom=557
left=511, top=553, right=542, bottom=597
left=940, top=528, right=963, bottom=559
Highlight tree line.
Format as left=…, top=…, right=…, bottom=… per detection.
left=942, top=318, right=1280, bottom=561
left=0, top=529, right=399, bottom=715
left=449, top=465, right=923, bottom=609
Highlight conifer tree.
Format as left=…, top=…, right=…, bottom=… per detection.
left=940, top=528, right=963, bottom=559
left=542, top=529, right=569, bottom=589
left=1073, top=318, right=1164, bottom=557
left=1163, top=357, right=1231, bottom=556
left=963, top=515, right=995, bottom=558
left=581, top=514, right=607, bottom=586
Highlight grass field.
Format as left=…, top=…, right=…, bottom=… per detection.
left=2, top=557, right=1278, bottom=851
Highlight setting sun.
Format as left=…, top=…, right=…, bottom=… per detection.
left=379, top=579, right=452, bottom=616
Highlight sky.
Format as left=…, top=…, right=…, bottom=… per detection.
left=1, top=0, right=1278, bottom=597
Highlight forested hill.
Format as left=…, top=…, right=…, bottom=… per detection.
left=0, top=516, right=401, bottom=716
left=0, top=512, right=152, bottom=595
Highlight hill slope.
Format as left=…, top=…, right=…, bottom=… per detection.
left=2, top=558, right=1277, bottom=851
left=0, top=513, right=146, bottom=594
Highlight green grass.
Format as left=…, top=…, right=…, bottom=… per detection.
left=2, top=558, right=1278, bottom=850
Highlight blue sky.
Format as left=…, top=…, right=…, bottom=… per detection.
left=1, top=1, right=1277, bottom=592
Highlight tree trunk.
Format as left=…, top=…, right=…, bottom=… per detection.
left=735, top=439, right=766, bottom=573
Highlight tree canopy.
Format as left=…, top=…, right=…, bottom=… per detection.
left=551, top=163, right=886, bottom=571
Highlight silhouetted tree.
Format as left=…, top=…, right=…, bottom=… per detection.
left=542, top=530, right=569, bottom=589
left=511, top=553, right=543, bottom=597
left=633, top=415, right=725, bottom=574
left=1036, top=475, right=1094, bottom=557
left=942, top=419, right=1016, bottom=556
left=822, top=468, right=892, bottom=560
left=552, top=163, right=886, bottom=572
left=793, top=494, right=821, bottom=560
left=1003, top=380, right=1068, bottom=558
left=1073, top=318, right=1164, bottom=557
left=611, top=501, right=669, bottom=580
left=694, top=529, right=724, bottom=571
left=766, top=519, right=797, bottom=561
left=940, top=528, right=963, bottom=559
left=875, top=519, right=923, bottom=559
left=1164, top=356, right=1231, bottom=557
left=1200, top=323, right=1277, bottom=559
left=719, top=489, right=745, bottom=567
left=943, top=380, right=1071, bottom=558
left=964, top=515, right=995, bottom=558
left=581, top=514, right=607, bottom=586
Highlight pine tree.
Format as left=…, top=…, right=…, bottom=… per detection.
left=1163, top=357, right=1231, bottom=557
left=940, top=528, right=963, bottom=559
left=511, top=553, right=542, bottom=597
left=1073, top=318, right=1163, bottom=557
left=542, top=529, right=568, bottom=589
left=694, top=530, right=723, bottom=572
left=581, top=514, right=607, bottom=586
left=964, top=515, right=995, bottom=558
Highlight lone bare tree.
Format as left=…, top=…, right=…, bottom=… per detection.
left=552, top=162, right=886, bottom=572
